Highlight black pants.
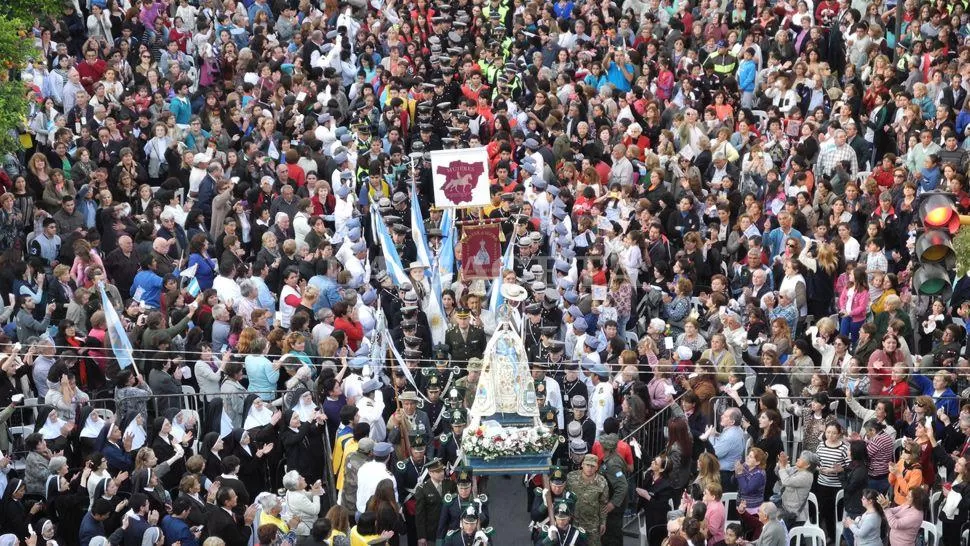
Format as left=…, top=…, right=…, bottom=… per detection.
left=602, top=510, right=624, bottom=546
left=815, top=484, right=839, bottom=540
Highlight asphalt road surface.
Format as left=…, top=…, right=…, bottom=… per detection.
left=483, top=475, right=640, bottom=546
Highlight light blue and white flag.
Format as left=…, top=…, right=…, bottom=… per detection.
left=99, top=285, right=135, bottom=370
left=410, top=186, right=432, bottom=269
left=438, top=208, right=456, bottom=284
left=487, top=233, right=517, bottom=311
left=180, top=264, right=201, bottom=297
left=373, top=208, right=408, bottom=286
left=408, top=187, right=448, bottom=344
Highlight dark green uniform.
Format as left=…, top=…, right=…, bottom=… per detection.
left=414, top=477, right=457, bottom=543
left=598, top=436, right=629, bottom=546
left=444, top=325, right=487, bottom=365
left=438, top=492, right=489, bottom=537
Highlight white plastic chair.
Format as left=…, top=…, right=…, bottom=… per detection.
left=625, top=331, right=639, bottom=348
left=751, top=109, right=770, bottom=128
left=921, top=520, right=940, bottom=546
left=834, top=489, right=844, bottom=530
left=930, top=490, right=942, bottom=524
left=806, top=493, right=820, bottom=527
left=181, top=385, right=199, bottom=415
left=789, top=525, right=826, bottom=546
left=721, top=492, right=738, bottom=534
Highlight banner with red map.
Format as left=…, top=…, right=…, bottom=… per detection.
left=430, top=147, right=491, bottom=208
left=461, top=223, right=502, bottom=280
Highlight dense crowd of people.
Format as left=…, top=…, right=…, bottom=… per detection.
left=1, top=0, right=970, bottom=545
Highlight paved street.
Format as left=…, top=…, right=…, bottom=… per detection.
left=482, top=475, right=640, bottom=546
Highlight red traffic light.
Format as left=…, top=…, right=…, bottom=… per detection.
left=919, top=194, right=960, bottom=234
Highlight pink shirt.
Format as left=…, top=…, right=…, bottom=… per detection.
left=705, top=500, right=726, bottom=545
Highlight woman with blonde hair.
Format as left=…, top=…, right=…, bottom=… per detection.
left=25, top=152, right=51, bottom=200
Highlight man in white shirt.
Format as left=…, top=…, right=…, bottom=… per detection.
left=356, top=379, right=386, bottom=442
left=212, top=262, right=242, bottom=311
left=356, top=441, right=398, bottom=515
left=587, top=365, right=614, bottom=437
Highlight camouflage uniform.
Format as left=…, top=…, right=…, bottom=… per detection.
left=565, top=459, right=608, bottom=546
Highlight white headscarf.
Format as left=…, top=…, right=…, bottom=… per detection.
left=80, top=411, right=105, bottom=439
left=169, top=410, right=193, bottom=443
left=293, top=393, right=317, bottom=422
left=244, top=400, right=273, bottom=430
left=219, top=409, right=233, bottom=439
left=125, top=416, right=147, bottom=451
left=40, top=411, right=64, bottom=440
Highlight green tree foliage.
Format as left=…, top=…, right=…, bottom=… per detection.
left=0, top=0, right=62, bottom=155
left=955, top=227, right=970, bottom=277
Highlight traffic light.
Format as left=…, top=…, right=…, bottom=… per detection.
left=913, top=193, right=970, bottom=298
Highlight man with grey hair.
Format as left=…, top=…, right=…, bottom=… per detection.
left=608, top=143, right=633, bottom=186
left=700, top=407, right=745, bottom=491
left=211, top=304, right=231, bottom=349
left=752, top=502, right=787, bottom=546
left=814, top=128, right=859, bottom=179
left=257, top=494, right=301, bottom=531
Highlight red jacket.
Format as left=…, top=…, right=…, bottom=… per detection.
left=334, top=317, right=364, bottom=351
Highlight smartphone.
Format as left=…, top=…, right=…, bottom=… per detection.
left=12, top=342, right=21, bottom=353
left=925, top=416, right=933, bottom=429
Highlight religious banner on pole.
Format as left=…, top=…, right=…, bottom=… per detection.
left=430, top=147, right=491, bottom=208
left=461, top=223, right=502, bottom=280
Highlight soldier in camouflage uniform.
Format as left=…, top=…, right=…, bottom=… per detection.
left=454, top=357, right=482, bottom=409
left=597, top=434, right=628, bottom=546
left=565, top=454, right=608, bottom=546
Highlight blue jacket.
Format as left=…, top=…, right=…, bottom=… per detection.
left=80, top=512, right=105, bottom=546
left=161, top=514, right=199, bottom=546
left=187, top=253, right=218, bottom=291
left=245, top=355, right=279, bottom=396
left=912, top=374, right=960, bottom=417
left=309, top=275, right=342, bottom=312
left=131, top=269, right=167, bottom=308
left=102, top=441, right=134, bottom=473
left=737, top=59, right=757, bottom=92
left=168, top=96, right=192, bottom=125
left=764, top=227, right=804, bottom=260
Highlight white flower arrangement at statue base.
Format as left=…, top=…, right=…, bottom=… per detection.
left=461, top=420, right=559, bottom=461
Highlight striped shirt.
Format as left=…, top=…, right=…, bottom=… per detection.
left=816, top=441, right=850, bottom=487
left=866, top=432, right=894, bottom=478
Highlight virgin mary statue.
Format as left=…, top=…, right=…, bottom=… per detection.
left=469, top=293, right=538, bottom=421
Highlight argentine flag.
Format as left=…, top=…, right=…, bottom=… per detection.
left=373, top=208, right=408, bottom=286
left=487, top=233, right=517, bottom=311
left=99, top=285, right=135, bottom=370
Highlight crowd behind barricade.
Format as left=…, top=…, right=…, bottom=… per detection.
left=2, top=0, right=970, bottom=545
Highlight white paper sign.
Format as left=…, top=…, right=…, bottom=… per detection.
left=430, top=147, right=491, bottom=208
